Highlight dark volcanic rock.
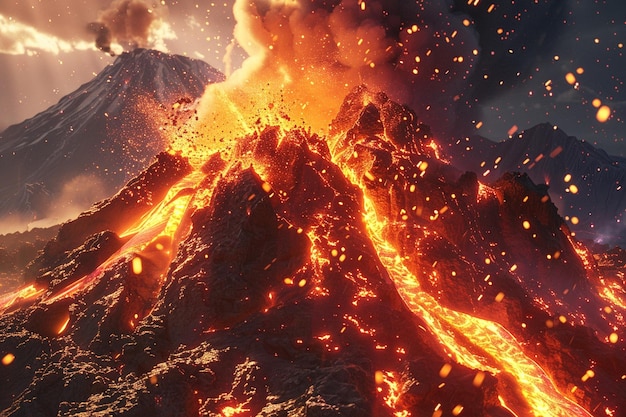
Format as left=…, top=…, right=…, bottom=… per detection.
left=330, top=87, right=626, bottom=414
left=0, top=128, right=513, bottom=417
left=25, top=152, right=192, bottom=280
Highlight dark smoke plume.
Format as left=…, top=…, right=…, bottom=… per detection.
left=87, top=0, right=173, bottom=55
left=217, top=0, right=571, bottom=140
left=87, top=22, right=113, bottom=55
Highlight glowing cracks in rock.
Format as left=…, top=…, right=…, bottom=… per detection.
left=376, top=370, right=410, bottom=417
left=57, top=316, right=70, bottom=335
left=221, top=405, right=249, bottom=416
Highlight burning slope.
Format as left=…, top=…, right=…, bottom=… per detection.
left=1, top=85, right=625, bottom=416
left=1, top=0, right=625, bottom=415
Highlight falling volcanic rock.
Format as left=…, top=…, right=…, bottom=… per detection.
left=1, top=87, right=625, bottom=416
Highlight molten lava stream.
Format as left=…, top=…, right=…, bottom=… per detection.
left=568, top=234, right=626, bottom=312
left=44, top=171, right=206, bottom=305
left=360, top=197, right=592, bottom=417
left=119, top=170, right=206, bottom=240
left=0, top=284, right=46, bottom=313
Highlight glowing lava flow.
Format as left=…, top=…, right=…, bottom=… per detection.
left=47, top=171, right=206, bottom=305
left=0, top=284, right=46, bottom=312
left=0, top=170, right=207, bottom=313
left=358, top=194, right=593, bottom=417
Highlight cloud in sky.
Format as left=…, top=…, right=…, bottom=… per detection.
left=88, top=0, right=176, bottom=55
left=0, top=14, right=94, bottom=55
left=0, top=0, right=176, bottom=56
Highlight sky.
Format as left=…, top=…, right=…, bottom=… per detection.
left=0, top=0, right=624, bottom=155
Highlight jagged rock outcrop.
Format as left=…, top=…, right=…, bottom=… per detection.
left=444, top=123, right=626, bottom=246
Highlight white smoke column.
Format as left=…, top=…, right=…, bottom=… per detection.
left=191, top=0, right=480, bottom=149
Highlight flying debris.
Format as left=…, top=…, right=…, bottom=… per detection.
left=448, top=123, right=626, bottom=247
left=0, top=0, right=624, bottom=415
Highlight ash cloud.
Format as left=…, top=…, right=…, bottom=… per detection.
left=207, top=0, right=571, bottom=140
left=88, top=0, right=175, bottom=55
left=210, top=0, right=481, bottom=138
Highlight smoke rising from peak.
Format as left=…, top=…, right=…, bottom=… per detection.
left=88, top=0, right=175, bottom=55
left=191, top=0, right=480, bottom=145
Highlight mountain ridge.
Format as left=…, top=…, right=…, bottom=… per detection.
left=0, top=48, right=224, bottom=233
left=445, top=122, right=626, bottom=246
left=0, top=87, right=623, bottom=416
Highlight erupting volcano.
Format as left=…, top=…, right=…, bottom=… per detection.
left=1, top=1, right=625, bottom=416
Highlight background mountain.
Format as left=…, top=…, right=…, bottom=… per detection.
left=443, top=123, right=626, bottom=247
left=0, top=49, right=223, bottom=233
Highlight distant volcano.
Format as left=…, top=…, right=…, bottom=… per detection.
left=0, top=86, right=624, bottom=417
left=0, top=49, right=223, bottom=232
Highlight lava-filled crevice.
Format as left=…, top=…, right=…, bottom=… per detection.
left=327, top=86, right=626, bottom=414
left=25, top=152, right=193, bottom=281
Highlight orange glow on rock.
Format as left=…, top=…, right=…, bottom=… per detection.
left=57, top=317, right=70, bottom=335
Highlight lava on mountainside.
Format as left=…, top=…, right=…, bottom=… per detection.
left=0, top=85, right=624, bottom=417
left=1, top=0, right=626, bottom=416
